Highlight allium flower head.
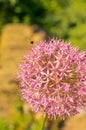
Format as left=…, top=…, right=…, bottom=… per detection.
left=18, top=38, right=86, bottom=119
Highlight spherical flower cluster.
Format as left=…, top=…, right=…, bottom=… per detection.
left=18, top=38, right=86, bottom=119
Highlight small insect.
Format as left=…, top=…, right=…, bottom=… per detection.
left=30, top=41, right=34, bottom=44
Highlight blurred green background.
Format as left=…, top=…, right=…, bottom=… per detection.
left=0, top=0, right=86, bottom=130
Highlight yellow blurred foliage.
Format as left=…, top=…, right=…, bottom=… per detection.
left=0, top=24, right=46, bottom=119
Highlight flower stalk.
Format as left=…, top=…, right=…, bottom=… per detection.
left=41, top=115, right=47, bottom=130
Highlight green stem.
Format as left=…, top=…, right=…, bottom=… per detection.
left=41, top=114, right=47, bottom=130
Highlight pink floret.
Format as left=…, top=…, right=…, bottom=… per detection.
left=18, top=38, right=86, bottom=119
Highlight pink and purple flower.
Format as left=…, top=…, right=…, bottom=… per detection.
left=18, top=38, right=86, bottom=119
